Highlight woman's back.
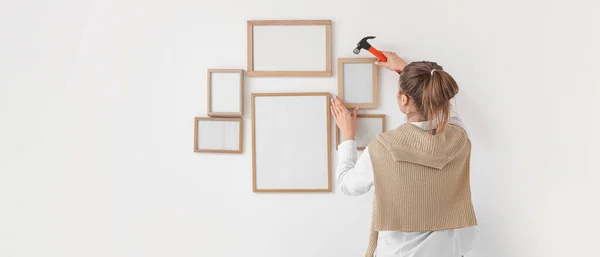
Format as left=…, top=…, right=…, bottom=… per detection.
left=337, top=118, right=479, bottom=257
left=368, top=123, right=476, bottom=231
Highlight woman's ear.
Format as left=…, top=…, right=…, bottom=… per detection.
left=401, top=93, right=409, bottom=107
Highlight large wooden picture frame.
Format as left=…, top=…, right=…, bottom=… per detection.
left=247, top=20, right=332, bottom=77
left=194, top=117, right=243, bottom=153
left=337, top=58, right=379, bottom=108
left=336, top=114, right=386, bottom=150
left=207, top=69, right=244, bottom=117
left=251, top=92, right=331, bottom=192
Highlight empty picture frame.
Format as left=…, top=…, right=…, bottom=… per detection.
left=337, top=114, right=386, bottom=150
left=194, top=117, right=243, bottom=153
left=252, top=92, right=331, bottom=192
left=337, top=58, right=379, bottom=108
left=207, top=69, right=244, bottom=117
left=247, top=20, right=332, bottom=77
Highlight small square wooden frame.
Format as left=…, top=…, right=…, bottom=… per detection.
left=194, top=117, right=243, bottom=153
left=336, top=114, right=386, bottom=150
left=337, top=58, right=379, bottom=108
left=247, top=20, right=332, bottom=77
left=207, top=69, right=244, bottom=117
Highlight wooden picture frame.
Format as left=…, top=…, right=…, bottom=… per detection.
left=337, top=58, right=379, bottom=108
left=207, top=69, right=244, bottom=117
left=247, top=20, right=332, bottom=77
left=194, top=117, right=243, bottom=153
left=336, top=114, right=386, bottom=150
left=251, top=92, right=331, bottom=192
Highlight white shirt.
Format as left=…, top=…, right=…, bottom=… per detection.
left=336, top=110, right=479, bottom=257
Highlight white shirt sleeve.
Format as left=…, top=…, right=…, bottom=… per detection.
left=336, top=140, right=374, bottom=196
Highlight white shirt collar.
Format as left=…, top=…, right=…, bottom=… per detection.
left=409, top=121, right=434, bottom=131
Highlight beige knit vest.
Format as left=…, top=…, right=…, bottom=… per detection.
left=365, top=123, right=477, bottom=257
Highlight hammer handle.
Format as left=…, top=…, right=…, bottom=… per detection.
left=368, top=47, right=387, bottom=62
left=368, top=47, right=402, bottom=74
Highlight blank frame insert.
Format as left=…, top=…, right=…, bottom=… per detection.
left=252, top=93, right=331, bottom=192
left=247, top=20, right=332, bottom=77
left=194, top=117, right=243, bottom=153
left=338, top=58, right=379, bottom=108
left=337, top=114, right=386, bottom=150
left=207, top=69, right=244, bottom=117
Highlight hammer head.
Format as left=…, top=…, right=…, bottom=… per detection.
left=353, top=36, right=376, bottom=55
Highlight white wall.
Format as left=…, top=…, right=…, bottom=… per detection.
left=1, top=0, right=599, bottom=256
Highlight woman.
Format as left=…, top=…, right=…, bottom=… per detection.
left=331, top=52, right=479, bottom=257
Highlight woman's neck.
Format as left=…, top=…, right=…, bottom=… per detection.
left=406, top=112, right=427, bottom=122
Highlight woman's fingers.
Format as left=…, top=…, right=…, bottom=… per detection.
left=330, top=100, right=337, bottom=118
left=331, top=98, right=342, bottom=118
left=382, top=51, right=397, bottom=57
left=331, top=97, right=342, bottom=115
left=334, top=96, right=349, bottom=115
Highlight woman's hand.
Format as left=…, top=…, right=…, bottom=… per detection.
left=330, top=96, right=357, bottom=141
left=375, top=51, right=408, bottom=71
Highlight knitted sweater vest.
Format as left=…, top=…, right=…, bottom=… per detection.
left=365, top=123, right=478, bottom=257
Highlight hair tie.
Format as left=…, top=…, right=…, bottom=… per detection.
left=430, top=69, right=436, bottom=75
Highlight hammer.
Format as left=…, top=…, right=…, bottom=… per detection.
left=353, top=36, right=401, bottom=74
